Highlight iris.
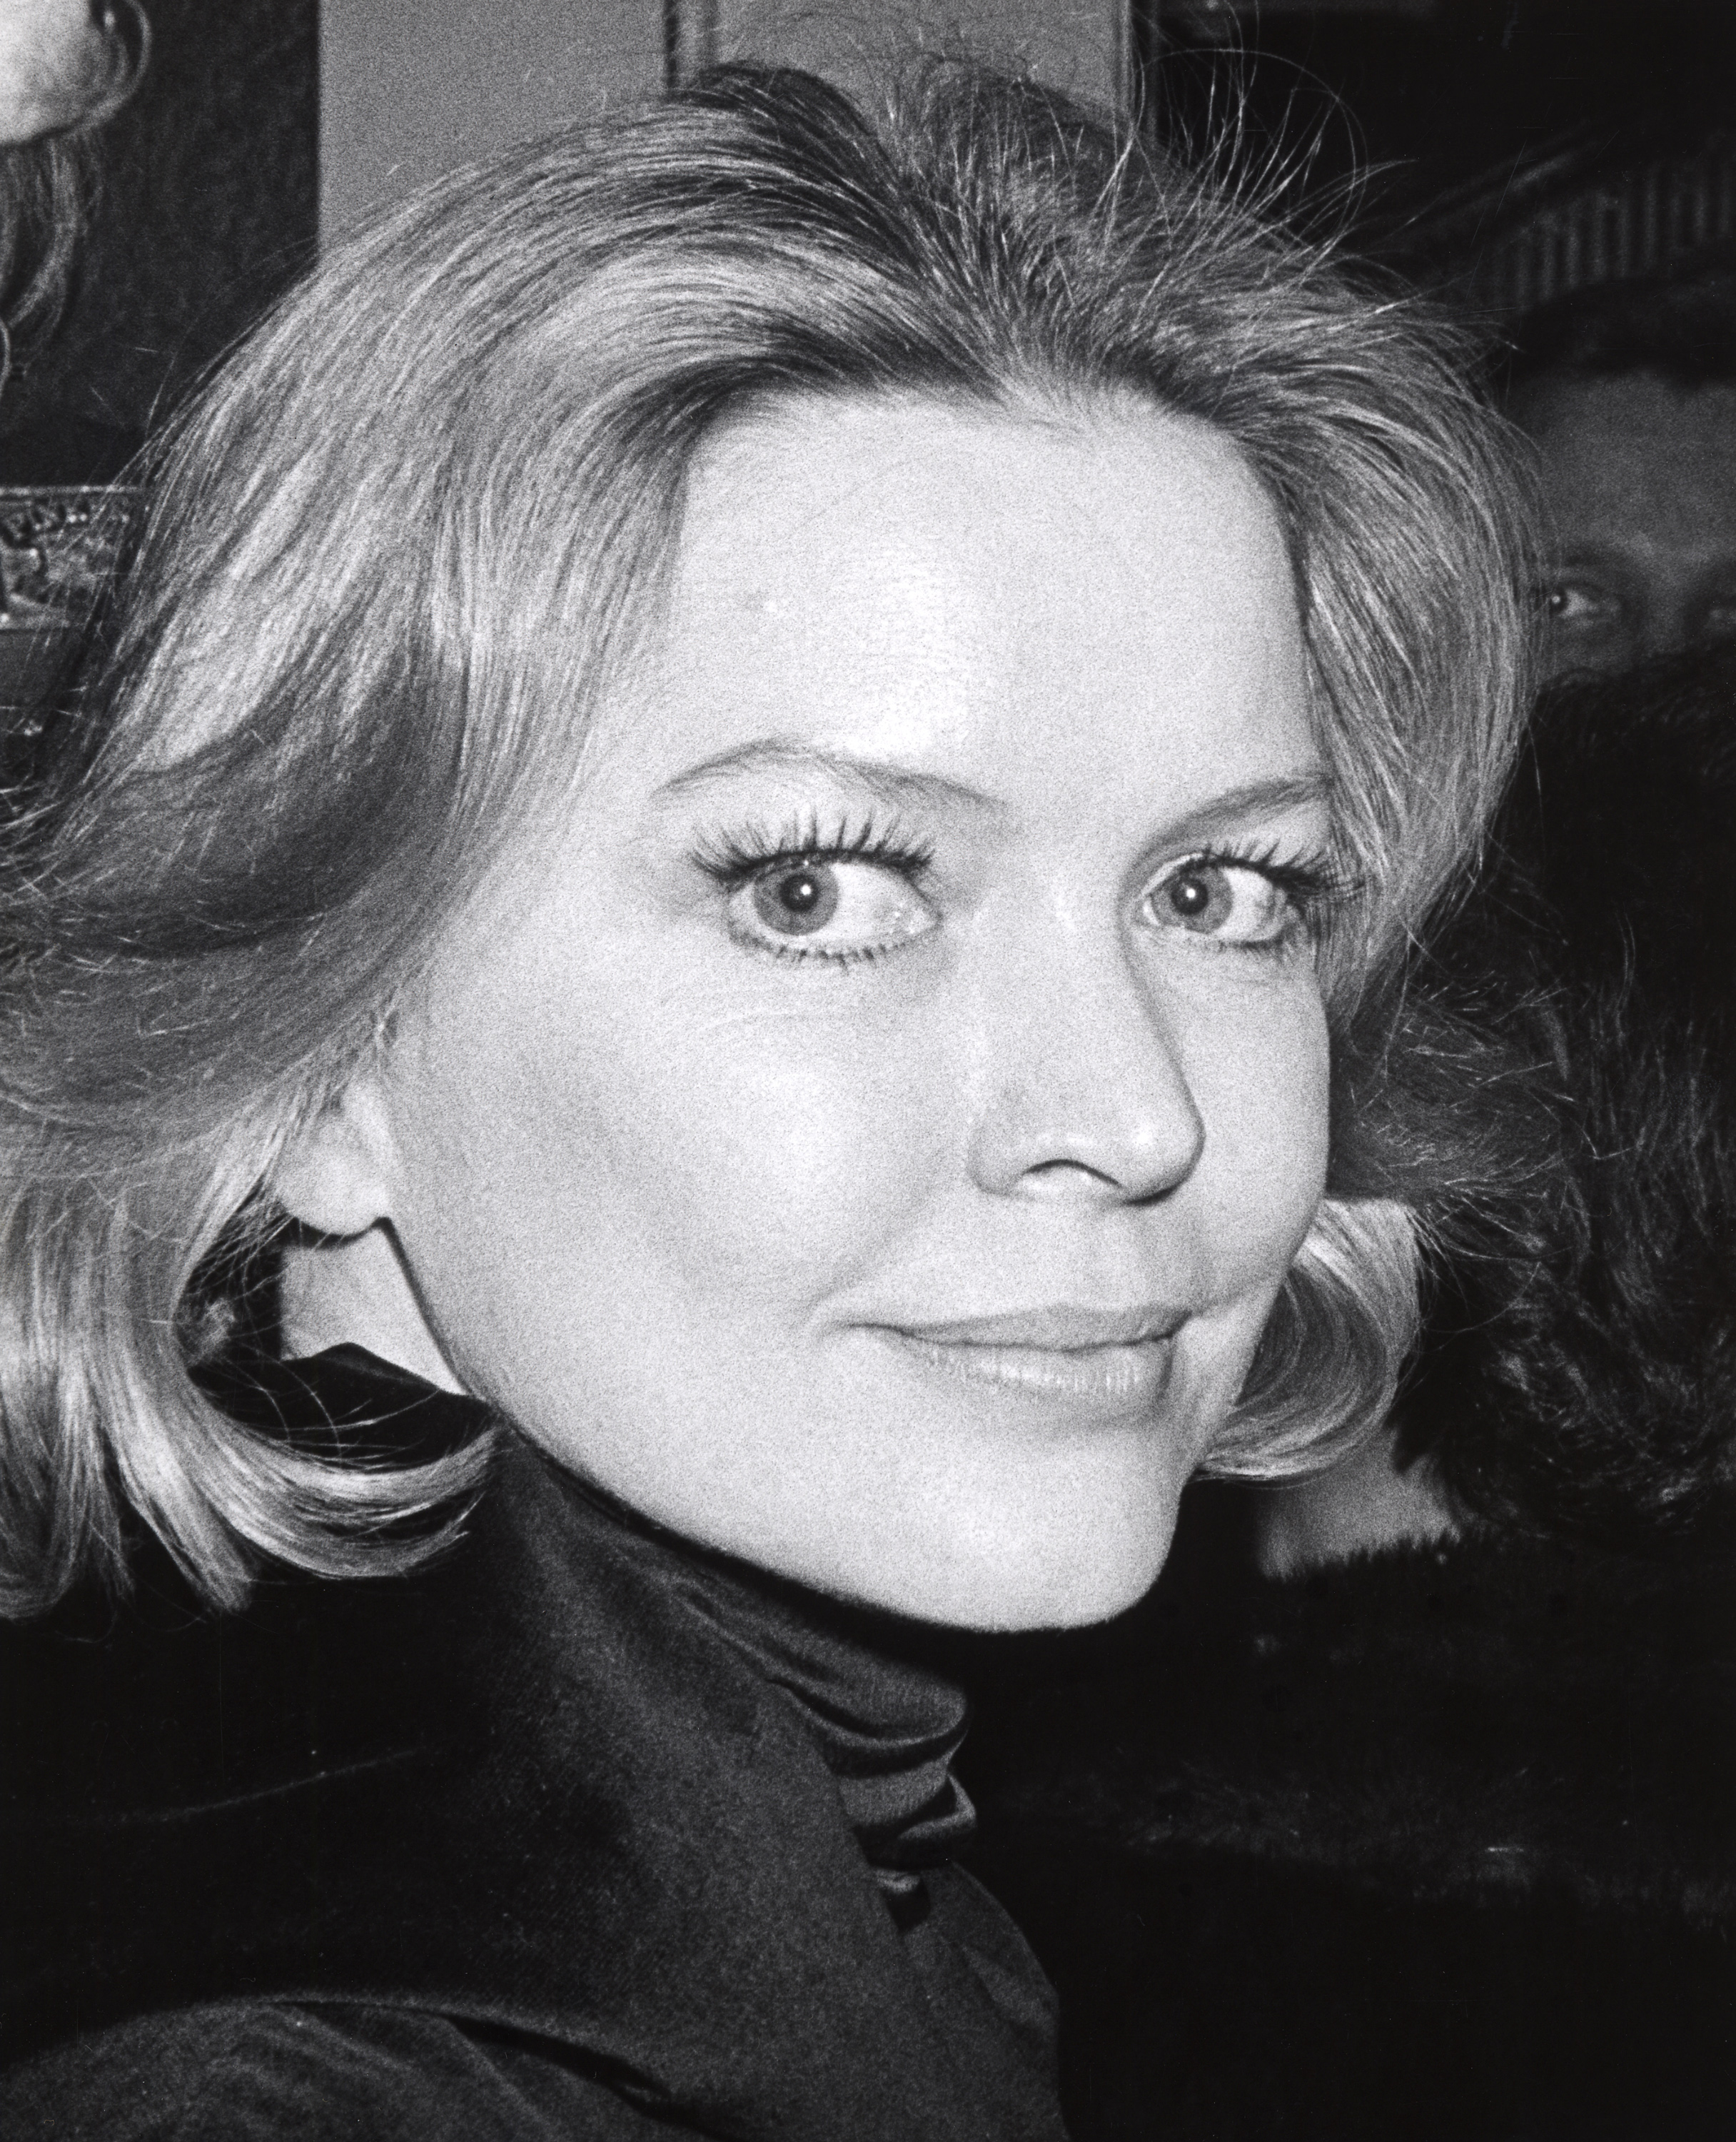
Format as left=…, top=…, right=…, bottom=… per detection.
left=755, top=863, right=839, bottom=935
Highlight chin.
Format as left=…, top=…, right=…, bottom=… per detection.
left=970, top=1549, right=1176, bottom=1633
left=872, top=1491, right=1187, bottom=1634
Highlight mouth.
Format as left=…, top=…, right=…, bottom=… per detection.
left=872, top=1304, right=1186, bottom=1410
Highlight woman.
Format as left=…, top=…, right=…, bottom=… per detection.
left=0, top=64, right=1532, bottom=2140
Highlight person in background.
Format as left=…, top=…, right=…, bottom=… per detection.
left=1506, top=258, right=1736, bottom=680
left=0, top=1, right=145, bottom=147
left=964, top=642, right=1736, bottom=2142
left=0, top=0, right=148, bottom=462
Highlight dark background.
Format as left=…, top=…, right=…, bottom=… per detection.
left=1140, top=0, right=1733, bottom=261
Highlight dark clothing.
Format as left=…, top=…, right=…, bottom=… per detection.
left=0, top=1350, right=1064, bottom=2141
left=962, top=1487, right=1736, bottom=2142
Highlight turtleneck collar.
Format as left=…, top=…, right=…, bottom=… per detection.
left=225, top=1344, right=981, bottom=1887
left=7, top=1342, right=1066, bottom=2139
left=575, top=1469, right=980, bottom=1887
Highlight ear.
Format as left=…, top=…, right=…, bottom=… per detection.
left=271, top=1070, right=399, bottom=1239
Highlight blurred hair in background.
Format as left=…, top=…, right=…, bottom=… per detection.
left=1397, top=642, right=1736, bottom=1549
left=1253, top=637, right=1736, bottom=1574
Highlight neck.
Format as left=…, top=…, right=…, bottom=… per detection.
left=279, top=1225, right=463, bottom=1392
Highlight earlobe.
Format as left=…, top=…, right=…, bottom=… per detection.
left=271, top=1077, right=398, bottom=1239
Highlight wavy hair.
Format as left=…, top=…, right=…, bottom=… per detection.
left=0, top=64, right=1537, bottom=1611
left=1399, top=648, right=1736, bottom=1550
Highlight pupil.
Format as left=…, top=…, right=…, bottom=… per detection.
left=752, top=859, right=839, bottom=936
left=1171, top=874, right=1211, bottom=917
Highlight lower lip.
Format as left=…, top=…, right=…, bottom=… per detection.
left=881, top=1330, right=1177, bottom=1409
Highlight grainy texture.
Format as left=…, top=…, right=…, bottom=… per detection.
left=962, top=1485, right=1736, bottom=2142
left=0, top=0, right=316, bottom=478
left=0, top=1349, right=1065, bottom=2141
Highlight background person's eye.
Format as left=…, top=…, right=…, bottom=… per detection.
left=729, top=856, right=936, bottom=960
left=1545, top=577, right=1623, bottom=628
left=1143, top=859, right=1293, bottom=946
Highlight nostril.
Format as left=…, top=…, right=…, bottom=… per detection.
left=1014, top=1154, right=1181, bottom=1203
left=1024, top=1157, right=1119, bottom=1185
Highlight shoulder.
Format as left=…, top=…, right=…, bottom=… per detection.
left=0, top=2000, right=648, bottom=2141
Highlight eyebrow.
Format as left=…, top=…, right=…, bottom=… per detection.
left=1151, top=772, right=1332, bottom=848
left=652, top=740, right=1006, bottom=818
left=653, top=740, right=1330, bottom=842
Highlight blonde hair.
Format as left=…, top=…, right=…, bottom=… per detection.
left=0, top=65, right=1536, bottom=1612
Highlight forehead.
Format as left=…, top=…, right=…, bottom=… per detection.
left=617, top=393, right=1313, bottom=815
left=1518, top=372, right=1736, bottom=561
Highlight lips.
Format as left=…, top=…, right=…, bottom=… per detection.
left=872, top=1302, right=1186, bottom=1409
left=888, top=1304, right=1186, bottom=1350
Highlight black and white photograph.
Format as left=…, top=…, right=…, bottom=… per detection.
left=0, top=4, right=1730, bottom=2137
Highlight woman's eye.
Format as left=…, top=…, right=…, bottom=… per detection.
left=729, top=856, right=936, bottom=960
left=1143, top=860, right=1295, bottom=947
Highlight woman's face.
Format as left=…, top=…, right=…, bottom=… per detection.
left=326, top=396, right=1331, bottom=1628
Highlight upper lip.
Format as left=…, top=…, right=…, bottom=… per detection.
left=882, top=1304, right=1187, bottom=1350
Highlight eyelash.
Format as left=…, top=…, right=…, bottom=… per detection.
left=690, top=818, right=1351, bottom=965
left=692, top=810, right=934, bottom=890
left=691, top=810, right=935, bottom=967
left=1158, top=840, right=1353, bottom=949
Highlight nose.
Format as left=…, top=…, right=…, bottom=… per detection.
left=965, top=927, right=1206, bottom=1205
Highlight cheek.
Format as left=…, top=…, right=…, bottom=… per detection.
left=1188, top=977, right=1332, bottom=1297
left=392, top=951, right=950, bottom=1324
left=602, top=998, right=945, bottom=1304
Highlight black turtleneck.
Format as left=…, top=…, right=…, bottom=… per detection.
left=0, top=1349, right=1066, bottom=2141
